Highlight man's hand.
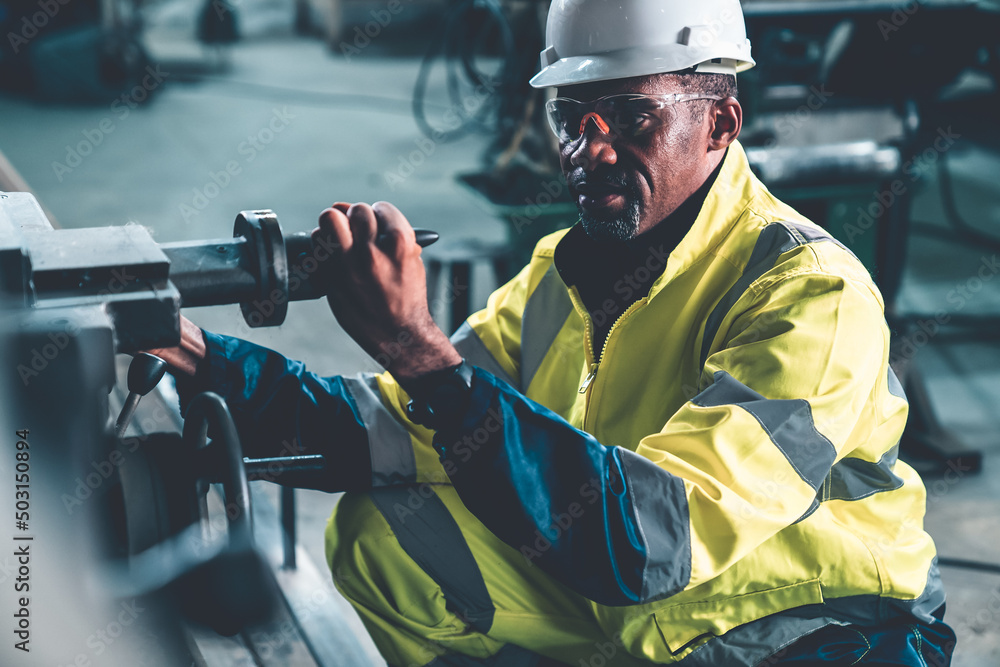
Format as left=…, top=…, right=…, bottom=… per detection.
left=146, top=315, right=206, bottom=376
left=312, top=202, right=461, bottom=385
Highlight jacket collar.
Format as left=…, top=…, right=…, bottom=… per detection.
left=647, top=140, right=760, bottom=297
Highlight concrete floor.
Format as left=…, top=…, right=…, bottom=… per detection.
left=1, top=4, right=998, bottom=664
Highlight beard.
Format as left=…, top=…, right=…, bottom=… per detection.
left=579, top=196, right=641, bottom=243
left=572, top=170, right=643, bottom=243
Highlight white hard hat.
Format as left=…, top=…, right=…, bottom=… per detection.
left=530, top=0, right=756, bottom=89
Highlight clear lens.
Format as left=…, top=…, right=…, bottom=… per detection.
left=545, top=95, right=664, bottom=142
left=545, top=98, right=583, bottom=142
left=545, top=94, right=717, bottom=142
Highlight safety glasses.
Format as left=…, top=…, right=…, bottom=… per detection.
left=544, top=93, right=723, bottom=144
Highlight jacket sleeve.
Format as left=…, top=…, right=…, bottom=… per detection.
left=435, top=263, right=898, bottom=606
left=175, top=331, right=377, bottom=492
left=173, top=263, right=537, bottom=493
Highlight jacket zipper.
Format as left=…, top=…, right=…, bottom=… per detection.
left=566, top=285, right=647, bottom=428
left=566, top=287, right=598, bottom=393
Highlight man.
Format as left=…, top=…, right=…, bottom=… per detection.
left=154, top=1, right=955, bottom=665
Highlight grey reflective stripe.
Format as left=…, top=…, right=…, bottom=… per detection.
left=888, top=367, right=906, bottom=399
left=700, top=221, right=856, bottom=369
left=821, top=558, right=947, bottom=626
left=821, top=445, right=904, bottom=502
left=676, top=611, right=838, bottom=667
left=417, top=644, right=560, bottom=667
left=343, top=374, right=416, bottom=487
left=676, top=561, right=946, bottom=666
left=783, top=220, right=860, bottom=262
left=701, top=224, right=800, bottom=369
left=617, top=448, right=692, bottom=602
left=520, top=264, right=574, bottom=392
left=798, top=444, right=905, bottom=523
left=451, top=322, right=518, bottom=388
left=692, top=370, right=837, bottom=489
left=370, top=486, right=495, bottom=634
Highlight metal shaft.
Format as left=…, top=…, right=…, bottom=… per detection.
left=161, top=229, right=440, bottom=309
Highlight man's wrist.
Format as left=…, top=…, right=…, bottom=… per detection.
left=384, top=326, right=462, bottom=387
left=146, top=316, right=208, bottom=377
left=405, top=360, right=475, bottom=430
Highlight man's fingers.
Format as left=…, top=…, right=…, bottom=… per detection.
left=372, top=201, right=415, bottom=253
left=317, top=206, right=352, bottom=253
left=346, top=203, right=378, bottom=248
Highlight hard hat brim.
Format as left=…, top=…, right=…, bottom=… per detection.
left=529, top=47, right=755, bottom=89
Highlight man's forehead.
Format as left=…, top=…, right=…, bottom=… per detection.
left=555, top=74, right=679, bottom=101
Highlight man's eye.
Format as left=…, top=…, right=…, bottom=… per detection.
left=609, top=112, right=651, bottom=133
left=560, top=113, right=584, bottom=134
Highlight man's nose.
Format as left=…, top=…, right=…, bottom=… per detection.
left=569, top=115, right=617, bottom=170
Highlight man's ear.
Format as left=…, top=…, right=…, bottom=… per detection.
left=708, top=98, right=742, bottom=150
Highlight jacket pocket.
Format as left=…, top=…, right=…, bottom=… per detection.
left=653, top=579, right=825, bottom=654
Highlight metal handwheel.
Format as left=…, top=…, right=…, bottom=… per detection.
left=171, top=392, right=279, bottom=636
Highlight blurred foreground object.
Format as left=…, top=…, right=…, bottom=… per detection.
left=0, top=191, right=407, bottom=664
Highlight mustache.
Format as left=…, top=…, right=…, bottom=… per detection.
left=567, top=169, right=632, bottom=191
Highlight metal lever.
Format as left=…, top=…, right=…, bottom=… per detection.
left=115, top=353, right=168, bottom=438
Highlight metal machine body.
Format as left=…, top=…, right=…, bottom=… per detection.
left=0, top=191, right=405, bottom=666
left=2, top=192, right=437, bottom=350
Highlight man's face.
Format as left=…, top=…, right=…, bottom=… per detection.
left=557, top=75, right=714, bottom=243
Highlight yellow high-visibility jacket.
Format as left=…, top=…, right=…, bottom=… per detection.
left=370, top=141, right=943, bottom=664
left=193, top=141, right=943, bottom=666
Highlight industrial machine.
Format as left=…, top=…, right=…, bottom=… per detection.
left=0, top=191, right=437, bottom=666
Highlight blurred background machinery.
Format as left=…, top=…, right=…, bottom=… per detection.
left=1, top=1, right=999, bottom=666
left=412, top=0, right=1000, bottom=474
